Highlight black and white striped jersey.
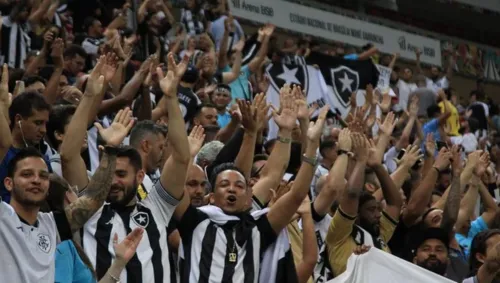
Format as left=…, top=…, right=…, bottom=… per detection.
left=81, top=181, right=180, bottom=283
left=177, top=205, right=277, bottom=283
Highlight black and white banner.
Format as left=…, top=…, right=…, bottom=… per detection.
left=266, top=53, right=379, bottom=138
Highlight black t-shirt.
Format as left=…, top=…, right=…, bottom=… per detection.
left=177, top=85, right=201, bottom=123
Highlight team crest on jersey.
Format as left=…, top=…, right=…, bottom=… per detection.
left=37, top=233, right=51, bottom=253
left=132, top=212, right=149, bottom=228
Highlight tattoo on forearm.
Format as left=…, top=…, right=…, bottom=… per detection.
left=441, top=176, right=460, bottom=232
left=66, top=152, right=117, bottom=232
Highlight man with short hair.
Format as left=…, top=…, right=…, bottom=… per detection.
left=416, top=48, right=454, bottom=94
left=464, top=229, right=500, bottom=283
left=81, top=17, right=105, bottom=57
left=129, top=120, right=165, bottom=199
left=0, top=115, right=121, bottom=283
left=63, top=45, right=88, bottom=84
left=196, top=140, right=224, bottom=169
left=23, top=75, right=47, bottom=94
left=0, top=91, right=52, bottom=202
left=412, top=227, right=450, bottom=277
left=212, top=84, right=232, bottom=128
left=311, top=140, right=337, bottom=200
left=192, top=103, right=218, bottom=127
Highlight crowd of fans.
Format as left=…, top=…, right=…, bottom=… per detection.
left=0, top=0, right=499, bottom=283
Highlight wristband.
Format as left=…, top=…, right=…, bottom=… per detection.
left=337, top=149, right=349, bottom=156
left=302, top=154, right=318, bottom=166
left=277, top=136, right=291, bottom=144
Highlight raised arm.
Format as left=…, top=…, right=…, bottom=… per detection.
left=388, top=53, right=399, bottom=70
left=445, top=55, right=454, bottom=81
left=0, top=64, right=12, bottom=161
left=267, top=107, right=328, bottom=234
left=415, top=49, right=423, bottom=75
left=375, top=112, right=397, bottom=163
left=338, top=133, right=367, bottom=211
left=24, top=31, right=51, bottom=76
left=28, top=0, right=51, bottom=24
left=402, top=148, right=451, bottom=226
left=234, top=93, right=268, bottom=179
left=61, top=58, right=107, bottom=190
left=247, top=24, right=273, bottom=73
left=358, top=46, right=378, bottom=61
left=157, top=53, right=191, bottom=200
left=295, top=196, right=318, bottom=283
left=43, top=38, right=64, bottom=105
left=222, top=41, right=243, bottom=84
left=313, top=128, right=351, bottom=216
left=65, top=108, right=134, bottom=232
left=218, top=15, right=233, bottom=69
left=367, top=138, right=403, bottom=220
left=480, top=170, right=499, bottom=226
left=440, top=145, right=463, bottom=233
left=437, top=89, right=451, bottom=125
left=252, top=86, right=295, bottom=204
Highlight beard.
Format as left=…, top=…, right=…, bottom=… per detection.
left=12, top=186, right=47, bottom=207
left=359, top=217, right=380, bottom=238
left=107, top=180, right=138, bottom=209
left=416, top=257, right=448, bottom=275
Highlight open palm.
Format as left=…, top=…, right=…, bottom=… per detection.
left=0, top=64, right=10, bottom=106
left=95, top=108, right=135, bottom=147
left=307, top=106, right=329, bottom=142
left=188, top=125, right=205, bottom=157
left=114, top=228, right=144, bottom=263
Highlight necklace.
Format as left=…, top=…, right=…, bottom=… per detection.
left=228, top=228, right=238, bottom=263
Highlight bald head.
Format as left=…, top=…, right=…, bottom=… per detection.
left=186, top=164, right=209, bottom=207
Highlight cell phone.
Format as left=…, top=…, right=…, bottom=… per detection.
left=436, top=141, right=448, bottom=151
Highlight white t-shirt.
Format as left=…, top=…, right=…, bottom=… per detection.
left=394, top=80, right=417, bottom=112
left=426, top=76, right=449, bottom=93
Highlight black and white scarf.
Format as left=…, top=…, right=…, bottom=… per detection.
left=181, top=8, right=204, bottom=35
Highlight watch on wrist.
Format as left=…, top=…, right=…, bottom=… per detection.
left=302, top=154, right=319, bottom=166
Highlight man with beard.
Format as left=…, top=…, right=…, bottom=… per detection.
left=326, top=133, right=403, bottom=276
left=0, top=65, right=124, bottom=282
left=80, top=53, right=192, bottom=283
left=416, top=48, right=454, bottom=94
left=129, top=120, right=165, bottom=199
left=412, top=227, right=451, bottom=277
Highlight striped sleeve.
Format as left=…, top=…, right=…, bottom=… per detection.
left=141, top=181, right=182, bottom=225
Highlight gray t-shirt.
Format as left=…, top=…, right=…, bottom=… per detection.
left=0, top=201, right=64, bottom=283
left=410, top=87, right=436, bottom=118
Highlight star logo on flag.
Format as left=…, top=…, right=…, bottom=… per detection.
left=277, top=65, right=301, bottom=85
left=330, top=66, right=359, bottom=107
left=132, top=212, right=150, bottom=228
left=266, top=61, right=309, bottom=95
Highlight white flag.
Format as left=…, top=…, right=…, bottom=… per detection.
left=328, top=248, right=455, bottom=283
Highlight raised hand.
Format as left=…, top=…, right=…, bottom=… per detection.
left=238, top=99, right=257, bottom=133
left=188, top=125, right=206, bottom=158
left=377, top=111, right=397, bottom=136
left=366, top=138, right=381, bottom=168
left=102, top=53, right=119, bottom=82
left=408, top=95, right=419, bottom=118
left=114, top=228, right=144, bottom=264
left=434, top=148, right=452, bottom=172
left=158, top=53, right=190, bottom=97
left=466, top=150, right=483, bottom=171
left=224, top=13, right=235, bottom=32
left=12, top=80, right=24, bottom=99
left=50, top=38, right=64, bottom=68
left=233, top=39, right=245, bottom=53
left=348, top=107, right=366, bottom=133
left=425, top=133, right=436, bottom=157
left=352, top=132, right=368, bottom=162
left=273, top=85, right=298, bottom=131
left=253, top=92, right=270, bottom=132
left=450, top=144, right=462, bottom=174
left=400, top=145, right=423, bottom=169
left=475, top=151, right=490, bottom=177
left=293, top=85, right=309, bottom=121
left=263, top=23, right=275, bottom=36
left=307, top=106, right=329, bottom=143
left=229, top=103, right=242, bottom=123
left=338, top=128, right=352, bottom=152
left=94, top=107, right=135, bottom=147
left=378, top=90, right=392, bottom=113
left=0, top=64, right=11, bottom=107
left=85, top=56, right=106, bottom=96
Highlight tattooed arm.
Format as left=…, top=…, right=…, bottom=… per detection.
left=64, top=149, right=117, bottom=233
